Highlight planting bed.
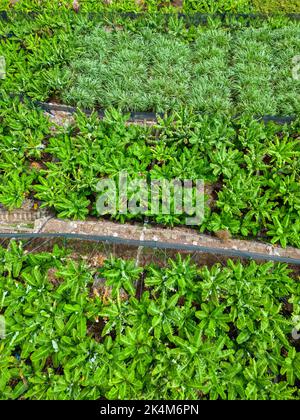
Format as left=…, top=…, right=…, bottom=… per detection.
left=1, top=98, right=300, bottom=249
left=62, top=25, right=300, bottom=114
left=1, top=15, right=300, bottom=114
left=0, top=241, right=299, bottom=399
left=3, top=215, right=300, bottom=265
left=1, top=1, right=300, bottom=402
left=1, top=0, right=300, bottom=14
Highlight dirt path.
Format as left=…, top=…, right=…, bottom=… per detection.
left=1, top=215, right=300, bottom=264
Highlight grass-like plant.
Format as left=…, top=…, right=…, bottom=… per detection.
left=61, top=27, right=232, bottom=113
left=0, top=243, right=299, bottom=399
left=1, top=97, right=300, bottom=249
left=1, top=11, right=300, bottom=114
left=58, top=24, right=300, bottom=114
left=233, top=24, right=300, bottom=115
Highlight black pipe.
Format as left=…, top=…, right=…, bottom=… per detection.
left=1, top=232, right=300, bottom=265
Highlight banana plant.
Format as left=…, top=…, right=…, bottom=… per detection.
left=0, top=172, right=34, bottom=210
left=99, top=257, right=142, bottom=300
left=0, top=210, right=300, bottom=400
left=280, top=348, right=300, bottom=386
left=266, top=213, right=292, bottom=248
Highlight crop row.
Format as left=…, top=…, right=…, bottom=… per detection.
left=62, top=25, right=300, bottom=114
left=0, top=241, right=299, bottom=399
left=1, top=96, right=300, bottom=249
left=1, top=14, right=300, bottom=114
left=1, top=0, right=299, bottom=14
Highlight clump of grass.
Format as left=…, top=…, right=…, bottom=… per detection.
left=252, top=0, right=300, bottom=13
left=62, top=27, right=232, bottom=113
left=271, top=26, right=300, bottom=115
left=62, top=24, right=300, bottom=115
left=232, top=24, right=300, bottom=115
left=190, top=30, right=232, bottom=113
left=232, top=29, right=278, bottom=115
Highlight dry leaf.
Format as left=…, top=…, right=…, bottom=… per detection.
left=72, top=0, right=80, bottom=13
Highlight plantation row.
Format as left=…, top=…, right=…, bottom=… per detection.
left=1, top=0, right=299, bottom=14
left=0, top=242, right=299, bottom=400
left=1, top=97, right=300, bottom=249
left=1, top=14, right=300, bottom=114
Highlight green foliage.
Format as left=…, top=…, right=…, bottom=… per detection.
left=3, top=0, right=299, bottom=14
left=184, top=0, right=252, bottom=13
left=1, top=100, right=300, bottom=247
left=252, top=0, right=300, bottom=14
left=61, top=27, right=232, bottom=113
left=0, top=242, right=299, bottom=400
left=0, top=12, right=79, bottom=101
left=59, top=24, right=300, bottom=114
left=1, top=3, right=299, bottom=402
left=1, top=11, right=300, bottom=114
